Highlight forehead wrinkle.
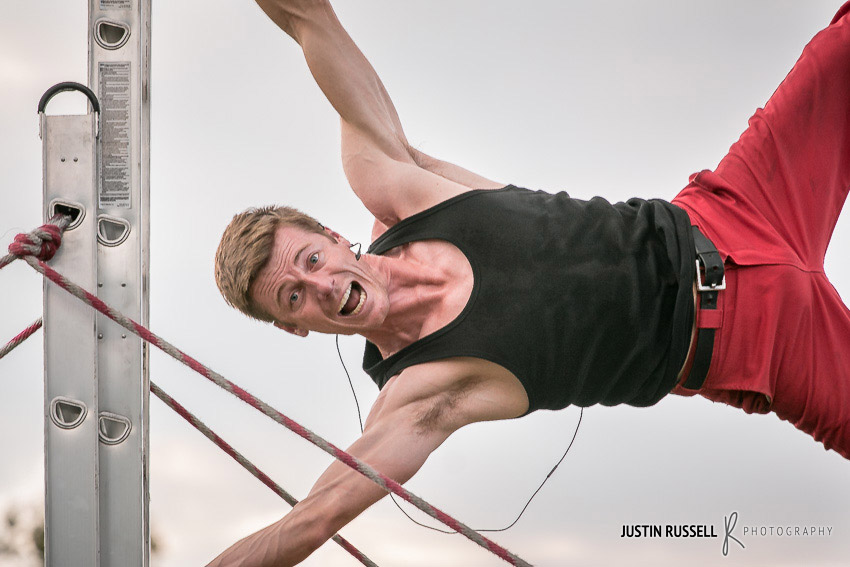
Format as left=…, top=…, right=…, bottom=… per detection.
left=254, top=226, right=327, bottom=317
left=253, top=230, right=295, bottom=311
left=270, top=235, right=312, bottom=312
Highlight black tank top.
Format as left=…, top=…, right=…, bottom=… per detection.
left=362, top=185, right=695, bottom=411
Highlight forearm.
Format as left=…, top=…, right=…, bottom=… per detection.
left=206, top=510, right=322, bottom=567
left=207, top=472, right=381, bottom=567
left=208, top=405, right=449, bottom=566
left=411, top=149, right=504, bottom=190
left=255, top=0, right=411, bottom=161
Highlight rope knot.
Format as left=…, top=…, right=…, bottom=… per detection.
left=9, top=223, right=63, bottom=261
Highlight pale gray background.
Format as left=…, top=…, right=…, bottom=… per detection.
left=1, top=1, right=848, bottom=566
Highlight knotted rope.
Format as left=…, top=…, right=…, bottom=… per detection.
left=0, top=216, right=69, bottom=357
left=3, top=215, right=531, bottom=564
left=0, top=218, right=377, bottom=565
left=0, top=215, right=70, bottom=271
left=1, top=218, right=379, bottom=565
left=22, top=255, right=532, bottom=567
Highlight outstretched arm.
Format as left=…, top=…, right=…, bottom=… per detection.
left=207, top=392, right=452, bottom=566
left=207, top=360, right=527, bottom=566
left=254, top=0, right=502, bottom=226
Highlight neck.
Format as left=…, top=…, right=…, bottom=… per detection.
left=358, top=253, right=446, bottom=356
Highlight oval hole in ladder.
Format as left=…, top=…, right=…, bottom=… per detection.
left=48, top=199, right=85, bottom=230
left=50, top=397, right=88, bottom=429
left=99, top=412, right=132, bottom=445
left=97, top=215, right=130, bottom=247
left=95, top=20, right=130, bottom=50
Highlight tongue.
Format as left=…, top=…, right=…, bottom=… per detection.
left=341, top=284, right=361, bottom=315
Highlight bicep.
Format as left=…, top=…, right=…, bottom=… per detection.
left=301, top=392, right=454, bottom=534
left=304, top=363, right=524, bottom=533
left=342, top=126, right=472, bottom=225
left=411, top=149, right=505, bottom=191
left=311, top=366, right=483, bottom=503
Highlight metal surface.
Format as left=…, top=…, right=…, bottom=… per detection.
left=98, top=412, right=133, bottom=445
left=695, top=260, right=727, bottom=291
left=89, top=0, right=151, bottom=564
left=41, top=109, right=100, bottom=567
left=49, top=397, right=89, bottom=429
left=96, top=214, right=131, bottom=247
left=48, top=199, right=87, bottom=230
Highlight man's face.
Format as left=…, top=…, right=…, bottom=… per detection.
left=251, top=225, right=390, bottom=336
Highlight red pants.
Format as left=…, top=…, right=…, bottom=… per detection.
left=671, top=2, right=850, bottom=459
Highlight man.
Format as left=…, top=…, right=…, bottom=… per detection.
left=211, top=1, right=850, bottom=564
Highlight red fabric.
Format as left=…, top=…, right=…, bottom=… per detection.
left=671, top=2, right=850, bottom=459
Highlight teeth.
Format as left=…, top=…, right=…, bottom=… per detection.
left=338, top=282, right=352, bottom=314
left=350, top=287, right=366, bottom=316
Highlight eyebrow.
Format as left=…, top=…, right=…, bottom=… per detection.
left=275, top=244, right=309, bottom=311
left=275, top=284, right=287, bottom=312
left=293, top=245, right=307, bottom=268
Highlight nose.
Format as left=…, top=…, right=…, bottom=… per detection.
left=303, top=272, right=334, bottom=299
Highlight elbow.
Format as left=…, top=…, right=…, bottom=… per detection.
left=408, top=146, right=436, bottom=171
left=255, top=0, right=332, bottom=43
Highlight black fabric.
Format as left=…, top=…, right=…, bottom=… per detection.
left=362, top=185, right=696, bottom=412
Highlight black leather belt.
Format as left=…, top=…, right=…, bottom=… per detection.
left=680, top=226, right=725, bottom=390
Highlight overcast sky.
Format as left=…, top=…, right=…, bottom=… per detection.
left=1, top=1, right=849, bottom=566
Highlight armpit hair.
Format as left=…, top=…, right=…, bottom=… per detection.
left=413, top=376, right=481, bottom=434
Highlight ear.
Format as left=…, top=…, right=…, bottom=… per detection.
left=322, top=225, right=351, bottom=247
left=273, top=320, right=309, bottom=337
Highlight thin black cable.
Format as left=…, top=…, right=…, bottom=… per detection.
left=334, top=335, right=583, bottom=534
left=336, top=334, right=364, bottom=429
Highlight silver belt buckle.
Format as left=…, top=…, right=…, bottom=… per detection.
left=695, top=259, right=726, bottom=292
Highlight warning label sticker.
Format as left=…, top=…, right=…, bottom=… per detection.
left=99, top=61, right=132, bottom=209
left=100, top=0, right=132, bottom=9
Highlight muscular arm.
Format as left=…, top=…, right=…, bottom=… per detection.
left=254, top=0, right=501, bottom=226
left=207, top=359, right=527, bottom=566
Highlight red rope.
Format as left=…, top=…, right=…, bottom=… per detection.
left=1, top=217, right=381, bottom=564
left=9, top=223, right=62, bottom=260
left=22, top=255, right=532, bottom=567
left=150, top=381, right=378, bottom=567
left=5, top=216, right=531, bottom=562
left=0, top=318, right=379, bottom=566
left=0, top=318, right=43, bottom=361
left=2, top=216, right=68, bottom=271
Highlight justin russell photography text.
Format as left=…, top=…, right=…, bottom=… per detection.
left=619, top=512, right=834, bottom=558
left=621, top=524, right=717, bottom=538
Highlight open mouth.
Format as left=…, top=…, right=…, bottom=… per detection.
left=338, top=281, right=366, bottom=316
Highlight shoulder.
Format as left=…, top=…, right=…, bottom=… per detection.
left=371, top=218, right=390, bottom=242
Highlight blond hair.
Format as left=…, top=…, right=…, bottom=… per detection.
left=214, top=205, right=329, bottom=322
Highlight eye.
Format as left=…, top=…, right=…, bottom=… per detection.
left=289, top=291, right=299, bottom=304
left=309, top=253, right=319, bottom=266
